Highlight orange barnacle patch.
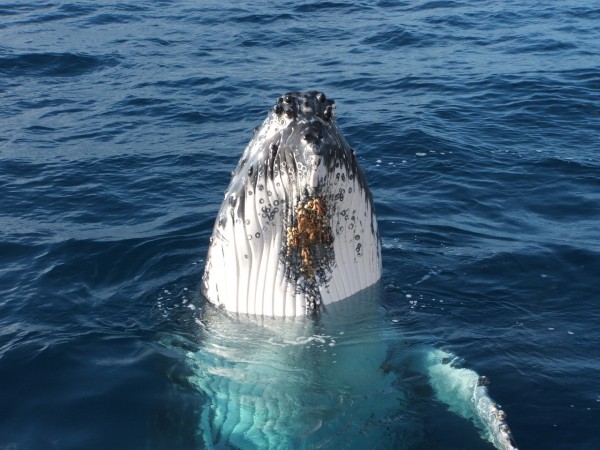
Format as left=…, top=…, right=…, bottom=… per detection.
left=285, top=195, right=334, bottom=277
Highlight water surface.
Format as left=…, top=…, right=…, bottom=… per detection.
left=1, top=1, right=600, bottom=449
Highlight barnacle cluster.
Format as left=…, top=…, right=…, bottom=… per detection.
left=286, top=196, right=333, bottom=277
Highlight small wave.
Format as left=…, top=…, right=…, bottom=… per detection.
left=0, top=52, right=119, bottom=77
left=566, top=7, right=600, bottom=20
left=361, top=27, right=423, bottom=49
left=85, top=13, right=139, bottom=26
left=231, top=12, right=294, bottom=25
left=7, top=3, right=98, bottom=25
left=136, top=75, right=228, bottom=90
left=410, top=0, right=465, bottom=12
left=505, top=39, right=578, bottom=55
left=293, top=1, right=360, bottom=13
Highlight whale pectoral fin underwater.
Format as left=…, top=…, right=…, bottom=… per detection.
left=197, top=91, right=517, bottom=449
left=408, top=347, right=518, bottom=450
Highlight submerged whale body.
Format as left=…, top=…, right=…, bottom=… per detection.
left=196, top=92, right=517, bottom=449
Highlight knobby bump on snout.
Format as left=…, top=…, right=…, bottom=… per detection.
left=202, top=91, right=381, bottom=316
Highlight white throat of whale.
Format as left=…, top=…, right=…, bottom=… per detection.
left=202, top=91, right=381, bottom=316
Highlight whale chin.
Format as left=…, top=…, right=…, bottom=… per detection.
left=202, top=91, right=381, bottom=316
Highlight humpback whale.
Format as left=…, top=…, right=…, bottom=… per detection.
left=195, top=92, right=517, bottom=449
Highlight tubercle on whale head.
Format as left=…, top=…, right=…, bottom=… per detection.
left=273, top=91, right=336, bottom=123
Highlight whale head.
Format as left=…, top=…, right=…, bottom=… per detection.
left=202, top=91, right=381, bottom=316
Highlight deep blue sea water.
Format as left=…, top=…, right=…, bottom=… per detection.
left=1, top=1, right=600, bottom=449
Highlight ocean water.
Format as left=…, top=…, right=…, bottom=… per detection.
left=1, top=0, right=600, bottom=449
